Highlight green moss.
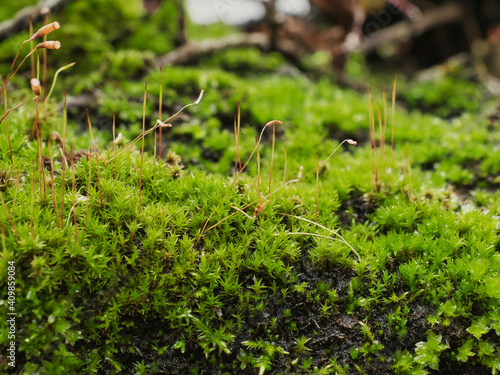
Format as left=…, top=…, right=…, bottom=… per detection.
left=2, top=2, right=500, bottom=374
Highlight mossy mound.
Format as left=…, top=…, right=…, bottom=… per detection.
left=1, top=1, right=500, bottom=374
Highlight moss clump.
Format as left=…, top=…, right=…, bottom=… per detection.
left=1, top=2, right=500, bottom=374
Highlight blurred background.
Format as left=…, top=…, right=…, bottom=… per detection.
left=1, top=0, right=500, bottom=173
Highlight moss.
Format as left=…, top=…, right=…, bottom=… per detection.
left=2, top=2, right=500, bottom=374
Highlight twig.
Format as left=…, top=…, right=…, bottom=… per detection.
left=0, top=0, right=74, bottom=43
left=354, top=2, right=465, bottom=55
left=156, top=33, right=269, bottom=67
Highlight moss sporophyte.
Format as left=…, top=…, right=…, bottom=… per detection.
left=1, top=6, right=500, bottom=374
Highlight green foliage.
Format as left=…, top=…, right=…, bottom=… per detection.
left=403, top=73, right=485, bottom=118
left=1, top=2, right=500, bottom=374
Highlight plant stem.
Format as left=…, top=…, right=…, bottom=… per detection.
left=70, top=148, right=78, bottom=245
left=391, top=75, right=396, bottom=167
left=47, top=137, right=60, bottom=228
left=42, top=12, right=49, bottom=101
left=237, top=102, right=242, bottom=171
left=0, top=192, right=19, bottom=243
left=1, top=76, right=13, bottom=165
left=269, top=122, right=275, bottom=195
left=35, top=96, right=46, bottom=207
left=41, top=62, right=76, bottom=114
left=103, top=90, right=204, bottom=165
left=139, top=82, right=147, bottom=211
left=283, top=145, right=287, bottom=185
left=369, top=87, right=375, bottom=190
left=112, top=111, right=117, bottom=179
left=408, top=143, right=412, bottom=197
left=256, top=138, right=262, bottom=218
left=234, top=114, right=238, bottom=175
left=0, top=96, right=38, bottom=128
left=315, top=151, right=319, bottom=224
left=29, top=16, right=34, bottom=78
left=60, top=92, right=67, bottom=227
left=87, top=110, right=103, bottom=208
left=30, top=162, right=36, bottom=240
left=278, top=213, right=361, bottom=262
left=377, top=104, right=383, bottom=184
left=83, top=147, right=92, bottom=240
left=159, top=66, right=163, bottom=159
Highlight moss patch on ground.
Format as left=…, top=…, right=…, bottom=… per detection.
left=1, top=1, right=500, bottom=374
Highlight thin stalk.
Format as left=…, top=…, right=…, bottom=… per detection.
left=153, top=124, right=157, bottom=163
left=408, top=144, right=412, bottom=197
left=112, top=111, right=117, bottom=179
left=2, top=76, right=13, bottom=165
left=60, top=92, right=67, bottom=224
left=40, top=62, right=76, bottom=114
left=256, top=138, right=263, bottom=219
left=283, top=145, right=287, bottom=184
left=12, top=168, right=19, bottom=212
left=369, top=87, right=375, bottom=190
left=36, top=49, right=40, bottom=80
left=315, top=152, right=319, bottom=224
left=237, top=102, right=242, bottom=171
left=8, top=47, right=38, bottom=84
left=278, top=213, right=361, bottom=262
left=0, top=193, right=20, bottom=243
left=199, top=135, right=356, bottom=241
left=277, top=139, right=356, bottom=201
left=47, top=137, right=60, bottom=227
left=42, top=13, right=49, bottom=101
left=1, top=224, right=5, bottom=254
left=268, top=122, right=275, bottom=195
left=29, top=16, right=34, bottom=78
left=234, top=114, right=238, bottom=175
left=402, top=144, right=406, bottom=182
left=206, top=138, right=356, bottom=237
left=391, top=75, right=397, bottom=167
left=103, top=89, right=204, bottom=165
left=71, top=148, right=78, bottom=245
left=139, top=82, right=147, bottom=211
left=87, top=110, right=103, bottom=207
left=159, top=66, right=163, bottom=159
left=83, top=148, right=92, bottom=240
left=382, top=89, right=387, bottom=161
left=195, top=120, right=281, bottom=247
left=35, top=96, right=45, bottom=207
left=7, top=39, right=29, bottom=80
left=0, top=96, right=38, bottom=127
left=30, top=162, right=36, bottom=240
left=377, top=105, right=383, bottom=185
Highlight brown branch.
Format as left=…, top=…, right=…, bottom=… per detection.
left=156, top=33, right=270, bottom=67
left=354, top=2, right=466, bottom=55
left=0, top=0, right=75, bottom=43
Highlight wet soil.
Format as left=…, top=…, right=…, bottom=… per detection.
left=80, top=258, right=496, bottom=375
